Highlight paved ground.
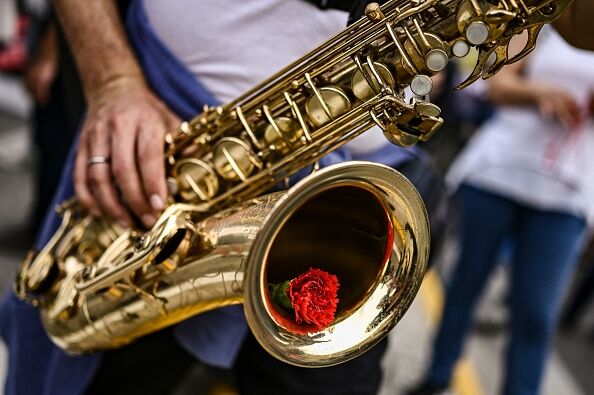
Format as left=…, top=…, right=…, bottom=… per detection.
left=383, top=265, right=587, bottom=395
left=0, top=76, right=593, bottom=395
left=0, top=110, right=34, bottom=293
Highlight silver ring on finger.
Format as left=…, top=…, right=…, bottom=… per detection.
left=87, top=156, right=111, bottom=167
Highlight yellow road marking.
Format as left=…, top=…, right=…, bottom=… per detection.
left=419, top=270, right=487, bottom=395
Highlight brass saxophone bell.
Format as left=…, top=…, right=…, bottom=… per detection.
left=243, top=162, right=430, bottom=366
left=35, top=162, right=429, bottom=367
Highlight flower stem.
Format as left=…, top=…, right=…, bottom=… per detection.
left=270, top=280, right=293, bottom=311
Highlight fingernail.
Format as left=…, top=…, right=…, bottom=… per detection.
left=150, top=194, right=164, bottom=211
left=142, top=214, right=157, bottom=227
left=118, top=219, right=130, bottom=228
left=90, top=208, right=101, bottom=217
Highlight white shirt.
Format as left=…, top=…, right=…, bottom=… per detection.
left=144, top=0, right=348, bottom=103
left=143, top=0, right=389, bottom=154
left=447, top=28, right=594, bottom=223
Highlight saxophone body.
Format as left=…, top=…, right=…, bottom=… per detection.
left=16, top=0, right=571, bottom=367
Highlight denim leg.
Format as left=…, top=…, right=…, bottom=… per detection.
left=428, top=185, right=517, bottom=386
left=504, top=210, right=585, bottom=395
left=562, top=261, right=594, bottom=325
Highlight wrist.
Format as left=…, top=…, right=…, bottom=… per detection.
left=86, top=72, right=148, bottom=105
left=526, top=82, right=547, bottom=105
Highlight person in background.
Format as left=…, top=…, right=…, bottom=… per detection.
left=24, top=10, right=85, bottom=230
left=0, top=0, right=28, bottom=72
left=418, top=63, right=468, bottom=174
left=407, top=27, right=594, bottom=395
left=553, top=0, right=594, bottom=52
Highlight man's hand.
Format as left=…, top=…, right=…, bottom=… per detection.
left=533, top=85, right=582, bottom=129
left=53, top=0, right=182, bottom=227
left=74, top=77, right=180, bottom=227
left=488, top=36, right=583, bottom=130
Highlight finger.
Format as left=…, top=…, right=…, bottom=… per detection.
left=87, top=122, right=132, bottom=226
left=539, top=101, right=554, bottom=121
left=73, top=131, right=100, bottom=216
left=164, top=111, right=182, bottom=131
left=152, top=98, right=181, bottom=130
left=555, top=98, right=579, bottom=129
left=88, top=164, right=132, bottom=227
left=137, top=120, right=168, bottom=223
left=564, top=97, right=583, bottom=126
left=110, top=116, right=153, bottom=222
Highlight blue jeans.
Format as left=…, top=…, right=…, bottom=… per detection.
left=428, top=184, right=586, bottom=395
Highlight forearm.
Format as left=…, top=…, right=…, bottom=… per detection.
left=52, top=0, right=145, bottom=101
left=554, top=0, right=594, bottom=51
left=487, top=61, right=582, bottom=129
left=487, top=73, right=541, bottom=107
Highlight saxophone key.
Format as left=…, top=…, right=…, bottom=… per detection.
left=466, top=21, right=490, bottom=45
left=364, top=3, right=384, bottom=22
left=383, top=123, right=422, bottom=147
left=425, top=48, right=449, bottom=72
left=452, top=39, right=471, bottom=58
left=167, top=177, right=179, bottom=195
left=262, top=117, right=304, bottom=155
left=413, top=99, right=442, bottom=118
left=402, top=32, right=449, bottom=76
left=410, top=74, right=433, bottom=96
left=484, top=9, right=517, bottom=24
left=351, top=62, right=395, bottom=101
left=456, top=0, right=510, bottom=47
left=20, top=251, right=56, bottom=293
left=46, top=256, right=83, bottom=320
left=213, top=137, right=261, bottom=181
left=172, top=158, right=219, bottom=202
left=305, top=86, right=351, bottom=127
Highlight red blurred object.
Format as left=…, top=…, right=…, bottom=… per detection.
left=0, top=15, right=29, bottom=72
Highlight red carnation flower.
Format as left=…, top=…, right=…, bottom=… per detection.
left=269, top=268, right=340, bottom=332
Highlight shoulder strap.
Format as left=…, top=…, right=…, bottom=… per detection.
left=303, top=0, right=358, bottom=12
left=302, top=0, right=389, bottom=25
left=347, top=0, right=388, bottom=24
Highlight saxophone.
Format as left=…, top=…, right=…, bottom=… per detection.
left=15, top=0, right=570, bottom=367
